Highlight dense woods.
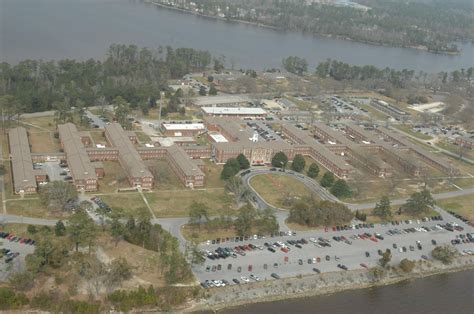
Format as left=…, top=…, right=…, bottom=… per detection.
left=157, top=0, right=474, bottom=54
left=0, top=44, right=211, bottom=113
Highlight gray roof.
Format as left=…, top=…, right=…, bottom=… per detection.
left=166, top=145, right=204, bottom=177
left=376, top=126, right=455, bottom=172
left=281, top=123, right=352, bottom=171
left=58, top=123, right=97, bottom=182
left=105, top=123, right=152, bottom=179
left=8, top=127, right=37, bottom=191
left=204, top=117, right=254, bottom=142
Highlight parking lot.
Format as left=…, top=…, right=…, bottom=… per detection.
left=0, top=232, right=36, bottom=282
left=40, top=161, right=70, bottom=182
left=193, top=213, right=474, bottom=288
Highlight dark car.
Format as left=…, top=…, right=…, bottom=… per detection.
left=365, top=251, right=370, bottom=257
left=312, top=268, right=321, bottom=273
left=232, top=278, right=240, bottom=284
left=271, top=273, right=281, bottom=279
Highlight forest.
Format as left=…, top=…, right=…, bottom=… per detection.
left=155, top=0, right=474, bottom=54
left=0, top=44, right=212, bottom=114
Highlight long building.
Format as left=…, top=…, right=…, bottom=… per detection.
left=58, top=123, right=99, bottom=192
left=281, top=123, right=353, bottom=178
left=374, top=126, right=458, bottom=175
left=166, top=145, right=205, bottom=187
left=105, top=123, right=154, bottom=189
left=8, top=127, right=38, bottom=194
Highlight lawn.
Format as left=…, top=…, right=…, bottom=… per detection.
left=20, top=115, right=57, bottom=131
left=145, top=188, right=234, bottom=217
left=89, top=130, right=107, bottom=145
left=28, top=131, right=60, bottom=153
left=437, top=194, right=474, bottom=223
left=249, top=174, right=315, bottom=209
left=135, top=131, right=152, bottom=143
left=99, top=193, right=148, bottom=216
left=6, top=198, right=69, bottom=219
left=395, top=125, right=433, bottom=140
left=99, top=161, right=129, bottom=193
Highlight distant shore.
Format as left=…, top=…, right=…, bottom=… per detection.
left=184, top=256, right=474, bottom=312
left=145, top=1, right=460, bottom=56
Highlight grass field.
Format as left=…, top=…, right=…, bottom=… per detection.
left=135, top=131, right=152, bottom=143
left=28, top=131, right=60, bottom=153
left=99, top=161, right=128, bottom=193
left=249, top=174, right=315, bottom=209
left=6, top=198, right=69, bottom=219
left=437, top=194, right=474, bottom=223
left=145, top=188, right=234, bottom=217
left=99, top=193, right=148, bottom=216
left=21, top=116, right=56, bottom=131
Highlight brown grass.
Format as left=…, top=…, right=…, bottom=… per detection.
left=249, top=174, right=315, bottom=209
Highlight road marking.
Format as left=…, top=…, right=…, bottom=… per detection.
left=452, top=183, right=463, bottom=191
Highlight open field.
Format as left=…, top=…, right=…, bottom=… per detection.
left=146, top=188, right=234, bottom=217
left=20, top=116, right=56, bottom=131
left=5, top=198, right=69, bottom=219
left=395, top=124, right=433, bottom=140
left=437, top=194, right=474, bottom=223
left=249, top=174, right=315, bottom=209
left=28, top=131, right=60, bottom=153
left=98, top=193, right=148, bottom=216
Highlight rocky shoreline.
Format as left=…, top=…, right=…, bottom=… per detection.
left=184, top=256, right=474, bottom=312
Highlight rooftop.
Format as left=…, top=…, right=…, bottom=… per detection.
left=8, top=127, right=37, bottom=191
left=58, top=123, right=98, bottom=182
left=201, top=107, right=266, bottom=115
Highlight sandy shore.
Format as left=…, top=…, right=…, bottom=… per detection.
left=184, top=256, right=474, bottom=312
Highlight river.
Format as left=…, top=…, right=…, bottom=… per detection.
left=1, top=0, right=473, bottom=71
left=223, top=270, right=474, bottom=314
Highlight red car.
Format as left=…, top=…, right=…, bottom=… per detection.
left=332, top=226, right=336, bottom=231
left=370, top=237, right=378, bottom=243
left=281, top=247, right=289, bottom=253
left=248, top=265, right=253, bottom=272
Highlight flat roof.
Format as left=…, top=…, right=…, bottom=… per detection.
left=105, top=123, right=152, bottom=179
left=209, top=132, right=229, bottom=143
left=153, top=136, right=196, bottom=147
left=8, top=127, right=37, bottom=191
left=162, top=123, right=205, bottom=130
left=58, top=123, right=98, bottom=182
left=202, top=107, right=266, bottom=115
left=193, top=95, right=251, bottom=106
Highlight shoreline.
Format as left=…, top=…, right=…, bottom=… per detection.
left=185, top=256, right=474, bottom=312
left=145, top=1, right=461, bottom=56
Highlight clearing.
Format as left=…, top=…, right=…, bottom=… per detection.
left=437, top=194, right=474, bottom=223
left=249, top=174, right=315, bottom=209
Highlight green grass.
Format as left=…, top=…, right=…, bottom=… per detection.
left=249, top=173, right=316, bottom=209
left=437, top=140, right=474, bottom=160
left=135, top=131, right=152, bottom=143
left=145, top=188, right=234, bottom=217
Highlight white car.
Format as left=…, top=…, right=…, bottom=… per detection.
left=206, top=240, right=211, bottom=245
left=399, top=248, right=403, bottom=253
left=240, top=276, right=250, bottom=283
left=250, top=274, right=260, bottom=281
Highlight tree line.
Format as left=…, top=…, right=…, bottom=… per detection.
left=0, top=44, right=213, bottom=115
left=159, top=0, right=473, bottom=54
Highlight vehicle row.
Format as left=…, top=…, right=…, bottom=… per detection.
left=0, top=232, right=35, bottom=245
